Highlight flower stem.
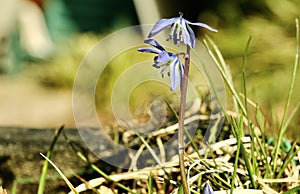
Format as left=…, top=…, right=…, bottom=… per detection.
left=178, top=46, right=191, bottom=194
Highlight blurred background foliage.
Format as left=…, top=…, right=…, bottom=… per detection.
left=0, top=0, right=299, bottom=137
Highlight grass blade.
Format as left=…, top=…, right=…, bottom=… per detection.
left=273, top=18, right=299, bottom=174
left=230, top=116, right=242, bottom=193
left=40, top=153, right=78, bottom=194
left=283, top=185, right=300, bottom=194
left=37, top=125, right=64, bottom=194
left=134, top=129, right=162, bottom=166
left=204, top=36, right=247, bottom=116
left=276, top=141, right=299, bottom=178
left=148, top=172, right=154, bottom=194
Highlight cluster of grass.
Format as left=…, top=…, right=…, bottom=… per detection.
left=11, top=19, right=298, bottom=194
left=200, top=0, right=300, bottom=140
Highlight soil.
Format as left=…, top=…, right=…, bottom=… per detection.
left=0, top=127, right=92, bottom=194
left=0, top=75, right=87, bottom=193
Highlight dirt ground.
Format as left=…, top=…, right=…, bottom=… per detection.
left=0, top=74, right=90, bottom=193
left=0, top=75, right=75, bottom=128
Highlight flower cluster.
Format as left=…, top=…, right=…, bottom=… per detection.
left=138, top=12, right=217, bottom=91
left=138, top=39, right=184, bottom=91
left=148, top=12, right=217, bottom=48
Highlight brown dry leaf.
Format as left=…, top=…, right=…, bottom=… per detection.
left=257, top=180, right=279, bottom=194
left=0, top=186, right=7, bottom=194
left=98, top=185, right=115, bottom=194
left=70, top=167, right=175, bottom=193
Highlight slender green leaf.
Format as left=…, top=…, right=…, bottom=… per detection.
left=37, top=125, right=64, bottom=194
left=283, top=185, right=300, bottom=194
left=273, top=18, right=299, bottom=173
left=40, top=153, right=78, bottom=194
left=148, top=172, right=154, bottom=194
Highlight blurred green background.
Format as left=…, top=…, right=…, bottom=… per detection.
left=0, top=0, right=299, bottom=138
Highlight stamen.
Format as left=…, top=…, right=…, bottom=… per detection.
left=167, top=24, right=176, bottom=41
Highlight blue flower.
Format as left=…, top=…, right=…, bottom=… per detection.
left=202, top=182, right=214, bottom=194
left=148, top=12, right=217, bottom=48
left=138, top=39, right=184, bottom=91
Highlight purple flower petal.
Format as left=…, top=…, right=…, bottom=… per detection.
left=185, top=23, right=196, bottom=48
left=179, top=59, right=184, bottom=90
left=147, top=13, right=217, bottom=48
left=138, top=39, right=184, bottom=91
left=169, top=58, right=180, bottom=91
left=202, top=182, right=214, bottom=194
left=138, top=47, right=161, bottom=54
left=148, top=18, right=179, bottom=38
left=144, top=39, right=166, bottom=51
left=155, top=51, right=172, bottom=63
left=180, top=20, right=193, bottom=47
left=187, top=21, right=218, bottom=32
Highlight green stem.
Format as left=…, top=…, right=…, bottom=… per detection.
left=178, top=46, right=191, bottom=194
